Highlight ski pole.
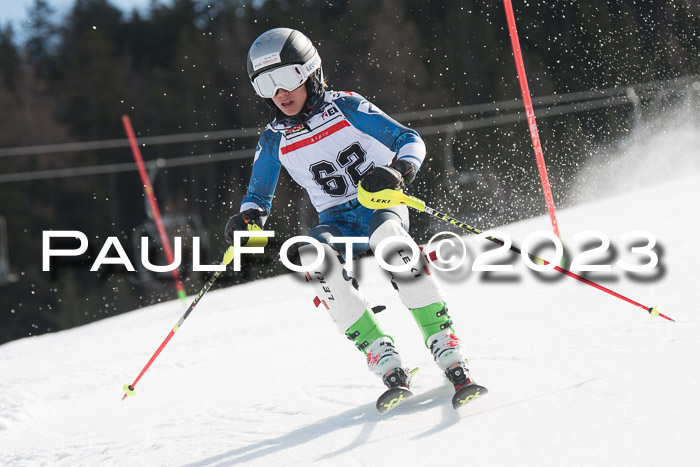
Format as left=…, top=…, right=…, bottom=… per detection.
left=357, top=184, right=674, bottom=322
left=122, top=227, right=268, bottom=400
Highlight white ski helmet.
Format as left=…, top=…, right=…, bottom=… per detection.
left=247, top=28, right=325, bottom=122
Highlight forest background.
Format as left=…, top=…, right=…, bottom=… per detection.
left=1, top=0, right=699, bottom=344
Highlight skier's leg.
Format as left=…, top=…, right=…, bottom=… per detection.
left=299, top=225, right=403, bottom=381
left=368, top=209, right=471, bottom=384
left=368, top=207, right=445, bottom=309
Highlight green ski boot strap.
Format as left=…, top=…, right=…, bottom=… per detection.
left=410, top=301, right=453, bottom=347
left=345, top=309, right=392, bottom=354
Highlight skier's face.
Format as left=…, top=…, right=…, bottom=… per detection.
left=272, top=84, right=307, bottom=116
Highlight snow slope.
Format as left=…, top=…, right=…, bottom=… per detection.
left=2, top=169, right=699, bottom=464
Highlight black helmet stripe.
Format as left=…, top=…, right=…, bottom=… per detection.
left=279, top=30, right=316, bottom=65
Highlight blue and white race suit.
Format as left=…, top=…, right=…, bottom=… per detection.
left=239, top=90, right=453, bottom=358
left=240, top=91, right=425, bottom=253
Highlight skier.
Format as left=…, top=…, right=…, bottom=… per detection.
left=225, top=28, right=478, bottom=402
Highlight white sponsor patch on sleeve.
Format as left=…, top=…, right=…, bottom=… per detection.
left=252, top=52, right=281, bottom=71
left=254, top=143, right=262, bottom=162
left=358, top=99, right=382, bottom=115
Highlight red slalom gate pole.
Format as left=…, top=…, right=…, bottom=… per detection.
left=503, top=0, right=562, bottom=240
left=122, top=115, right=187, bottom=304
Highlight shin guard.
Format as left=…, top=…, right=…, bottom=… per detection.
left=369, top=219, right=445, bottom=309
left=299, top=243, right=368, bottom=334
left=300, top=243, right=404, bottom=378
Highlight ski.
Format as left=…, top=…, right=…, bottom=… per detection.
left=376, top=386, right=413, bottom=414
left=375, top=368, right=486, bottom=414
left=376, top=367, right=419, bottom=414
left=451, top=383, right=488, bottom=410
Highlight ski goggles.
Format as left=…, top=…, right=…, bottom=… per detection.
left=251, top=55, right=321, bottom=98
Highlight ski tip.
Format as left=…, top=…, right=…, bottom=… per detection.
left=376, top=387, right=413, bottom=414
left=452, top=384, right=487, bottom=410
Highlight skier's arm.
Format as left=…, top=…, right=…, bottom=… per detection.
left=334, top=94, right=426, bottom=172
left=239, top=129, right=283, bottom=221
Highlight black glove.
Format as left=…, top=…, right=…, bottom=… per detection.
left=391, top=159, right=417, bottom=187
left=360, top=159, right=417, bottom=193
left=224, top=208, right=266, bottom=244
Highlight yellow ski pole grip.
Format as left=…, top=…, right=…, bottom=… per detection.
left=357, top=183, right=427, bottom=211
left=223, top=246, right=235, bottom=265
